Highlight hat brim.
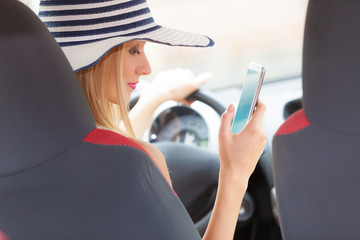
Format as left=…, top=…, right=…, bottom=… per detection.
left=61, top=26, right=214, bottom=72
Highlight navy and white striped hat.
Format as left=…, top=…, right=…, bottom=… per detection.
left=38, top=0, right=214, bottom=72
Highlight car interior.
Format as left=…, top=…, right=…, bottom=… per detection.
left=1, top=0, right=359, bottom=239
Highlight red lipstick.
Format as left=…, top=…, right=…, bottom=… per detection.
left=128, top=82, right=138, bottom=90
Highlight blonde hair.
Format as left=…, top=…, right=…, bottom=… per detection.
left=76, top=45, right=135, bottom=137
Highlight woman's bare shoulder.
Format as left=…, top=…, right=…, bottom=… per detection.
left=132, top=138, right=173, bottom=187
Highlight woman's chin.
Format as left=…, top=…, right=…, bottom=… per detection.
left=125, top=93, right=131, bottom=105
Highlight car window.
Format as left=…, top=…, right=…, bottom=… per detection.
left=145, top=0, right=308, bottom=89
left=21, top=0, right=308, bottom=90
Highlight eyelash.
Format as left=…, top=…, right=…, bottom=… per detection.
left=129, top=48, right=141, bottom=55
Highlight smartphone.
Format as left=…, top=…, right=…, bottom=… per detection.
left=231, top=63, right=266, bottom=134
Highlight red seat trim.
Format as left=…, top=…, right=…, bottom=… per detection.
left=0, top=231, right=10, bottom=240
left=82, top=128, right=177, bottom=196
left=275, top=109, right=311, bottom=135
left=83, top=128, right=147, bottom=153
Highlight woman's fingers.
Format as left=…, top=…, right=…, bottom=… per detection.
left=150, top=68, right=211, bottom=102
left=219, top=99, right=266, bottom=137
left=242, top=100, right=267, bottom=152
left=219, top=104, right=235, bottom=138
left=245, top=100, right=266, bottom=129
left=194, top=72, right=212, bottom=86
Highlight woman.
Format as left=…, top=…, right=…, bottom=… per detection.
left=39, top=1, right=266, bottom=239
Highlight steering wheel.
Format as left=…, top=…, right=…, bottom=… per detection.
left=130, top=89, right=255, bottom=236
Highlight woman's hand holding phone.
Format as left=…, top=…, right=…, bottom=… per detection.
left=204, top=102, right=266, bottom=240
left=218, top=100, right=266, bottom=182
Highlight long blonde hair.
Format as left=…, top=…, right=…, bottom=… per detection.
left=76, top=45, right=135, bottom=137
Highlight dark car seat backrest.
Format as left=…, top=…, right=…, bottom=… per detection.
left=272, top=0, right=360, bottom=239
left=0, top=0, right=95, bottom=177
left=0, top=1, right=201, bottom=239
left=302, top=0, right=360, bottom=136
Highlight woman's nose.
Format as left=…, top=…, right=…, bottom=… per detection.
left=137, top=54, right=152, bottom=76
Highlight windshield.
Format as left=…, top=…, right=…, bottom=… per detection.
left=22, top=0, right=308, bottom=90
left=145, top=0, right=308, bottom=89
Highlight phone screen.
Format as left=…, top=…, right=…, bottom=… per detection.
left=231, top=63, right=266, bottom=134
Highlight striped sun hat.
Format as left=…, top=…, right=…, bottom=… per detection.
left=38, top=0, right=214, bottom=72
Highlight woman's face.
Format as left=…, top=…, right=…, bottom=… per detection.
left=108, top=40, right=152, bottom=104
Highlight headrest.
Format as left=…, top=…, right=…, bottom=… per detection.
left=0, top=0, right=95, bottom=177
left=302, top=0, right=360, bottom=136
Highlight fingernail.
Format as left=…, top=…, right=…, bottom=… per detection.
left=228, top=104, right=234, bottom=112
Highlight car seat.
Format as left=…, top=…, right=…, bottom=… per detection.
left=272, top=0, right=360, bottom=239
left=0, top=1, right=201, bottom=239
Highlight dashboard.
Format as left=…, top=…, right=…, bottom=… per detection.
left=143, top=99, right=221, bottom=152
left=143, top=77, right=303, bottom=155
left=148, top=106, right=209, bottom=147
